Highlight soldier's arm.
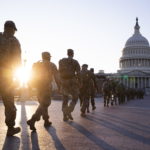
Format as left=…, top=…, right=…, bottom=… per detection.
left=75, top=60, right=81, bottom=82
left=52, top=63, right=61, bottom=90
left=91, top=73, right=98, bottom=91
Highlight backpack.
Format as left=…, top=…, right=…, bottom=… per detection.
left=59, top=58, right=75, bottom=79
left=81, top=71, right=91, bottom=84
left=30, top=61, right=53, bottom=88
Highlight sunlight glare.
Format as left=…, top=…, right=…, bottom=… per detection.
left=13, top=66, right=31, bottom=87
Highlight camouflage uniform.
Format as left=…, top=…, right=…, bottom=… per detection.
left=102, top=80, right=111, bottom=107
left=88, top=69, right=97, bottom=110
left=59, top=55, right=80, bottom=121
left=80, top=69, right=93, bottom=116
left=0, top=29, right=21, bottom=129
left=27, top=56, right=60, bottom=130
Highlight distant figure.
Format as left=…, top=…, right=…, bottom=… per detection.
left=0, top=20, right=21, bottom=136
left=89, top=68, right=98, bottom=110
left=80, top=64, right=96, bottom=117
left=59, top=49, right=81, bottom=121
left=27, top=52, right=60, bottom=131
left=102, top=79, right=111, bottom=107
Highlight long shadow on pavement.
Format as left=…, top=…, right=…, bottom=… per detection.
left=67, top=122, right=118, bottom=150
left=20, top=102, right=31, bottom=150
left=85, top=116, right=150, bottom=145
left=2, top=136, right=20, bottom=150
left=91, top=113, right=150, bottom=134
left=45, top=126, right=66, bottom=150
left=31, top=131, right=40, bottom=150
left=97, top=113, right=150, bottom=131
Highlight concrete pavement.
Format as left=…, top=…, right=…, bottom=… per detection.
left=0, top=96, right=150, bottom=150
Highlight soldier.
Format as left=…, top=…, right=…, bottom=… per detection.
left=0, top=21, right=21, bottom=136
left=59, top=49, right=80, bottom=121
left=80, top=64, right=97, bottom=117
left=102, top=79, right=111, bottom=107
left=88, top=68, right=98, bottom=111
left=27, top=52, right=60, bottom=131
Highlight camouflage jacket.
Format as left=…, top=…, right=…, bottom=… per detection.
left=30, top=61, right=60, bottom=89
left=0, top=32, right=21, bottom=69
left=59, top=57, right=80, bottom=80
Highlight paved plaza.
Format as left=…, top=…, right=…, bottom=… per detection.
left=0, top=96, right=150, bottom=150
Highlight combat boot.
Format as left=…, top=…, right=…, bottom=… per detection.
left=27, top=119, right=36, bottom=131
left=63, top=114, right=68, bottom=121
left=92, top=106, right=96, bottom=110
left=87, top=108, right=90, bottom=113
left=44, top=120, right=52, bottom=127
left=67, top=112, right=73, bottom=120
left=7, top=127, right=21, bottom=136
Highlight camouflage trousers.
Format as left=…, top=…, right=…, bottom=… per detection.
left=80, top=87, right=90, bottom=113
left=0, top=80, right=16, bottom=128
left=61, top=78, right=79, bottom=115
left=30, top=87, right=51, bottom=122
left=89, top=91, right=96, bottom=108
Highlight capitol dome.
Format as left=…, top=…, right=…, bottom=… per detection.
left=119, top=18, right=150, bottom=73
left=125, top=33, right=149, bottom=47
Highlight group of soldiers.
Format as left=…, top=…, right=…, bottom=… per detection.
left=0, top=20, right=145, bottom=137
left=0, top=20, right=98, bottom=136
left=102, top=79, right=144, bottom=107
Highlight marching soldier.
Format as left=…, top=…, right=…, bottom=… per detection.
left=0, top=21, right=21, bottom=136
left=27, top=52, right=60, bottom=131
left=80, top=64, right=96, bottom=117
left=88, top=68, right=98, bottom=110
left=59, top=49, right=80, bottom=121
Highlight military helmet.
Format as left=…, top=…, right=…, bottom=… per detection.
left=42, top=52, right=51, bottom=60
left=4, top=20, right=17, bottom=31
left=82, top=64, right=88, bottom=67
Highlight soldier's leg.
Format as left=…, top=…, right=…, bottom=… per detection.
left=27, top=104, right=42, bottom=131
left=79, top=94, right=83, bottom=107
left=104, top=95, right=106, bottom=107
left=106, top=96, right=110, bottom=107
left=41, top=97, right=51, bottom=127
left=2, top=92, right=21, bottom=136
left=68, top=93, right=78, bottom=113
left=62, top=95, right=69, bottom=121
left=86, top=96, right=90, bottom=113
left=2, top=95, right=16, bottom=128
left=81, top=97, right=87, bottom=117
left=91, top=93, right=96, bottom=110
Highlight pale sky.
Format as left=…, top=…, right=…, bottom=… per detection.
left=0, top=0, right=150, bottom=73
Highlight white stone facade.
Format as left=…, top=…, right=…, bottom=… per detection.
left=118, top=18, right=150, bottom=93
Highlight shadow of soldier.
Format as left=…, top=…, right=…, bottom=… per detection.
left=31, top=131, right=40, bottom=150
left=45, top=126, right=66, bottom=150
left=2, top=136, right=20, bottom=150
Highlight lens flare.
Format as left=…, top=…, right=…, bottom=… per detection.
left=13, top=66, right=31, bottom=87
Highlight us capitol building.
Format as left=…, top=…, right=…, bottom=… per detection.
left=117, top=18, right=150, bottom=94
left=98, top=18, right=150, bottom=94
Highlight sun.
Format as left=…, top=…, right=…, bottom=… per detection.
left=13, top=66, right=31, bottom=87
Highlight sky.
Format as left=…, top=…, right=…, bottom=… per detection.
left=0, top=0, right=150, bottom=73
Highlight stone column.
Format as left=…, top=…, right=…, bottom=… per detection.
left=137, top=77, right=140, bottom=89
left=141, top=77, right=143, bottom=88
left=149, top=77, right=150, bottom=88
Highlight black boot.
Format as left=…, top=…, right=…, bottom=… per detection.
left=27, top=119, right=36, bottom=131
left=44, top=120, right=52, bottom=127
left=81, top=112, right=86, bottom=117
left=67, top=112, right=73, bottom=120
left=7, top=127, right=21, bottom=136
left=63, top=114, right=68, bottom=121
left=92, top=106, right=96, bottom=110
